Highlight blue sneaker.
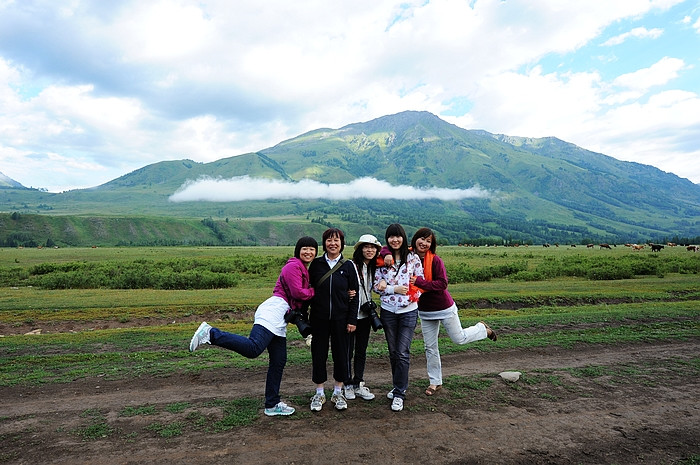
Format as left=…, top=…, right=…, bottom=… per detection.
left=264, top=402, right=295, bottom=416
left=189, top=322, right=212, bottom=352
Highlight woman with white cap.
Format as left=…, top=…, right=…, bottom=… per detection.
left=344, top=234, right=383, bottom=401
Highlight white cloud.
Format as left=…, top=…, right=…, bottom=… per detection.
left=114, top=1, right=214, bottom=63
left=1, top=0, right=699, bottom=190
left=612, top=57, right=686, bottom=91
left=169, top=176, right=491, bottom=202
left=602, top=27, right=664, bottom=46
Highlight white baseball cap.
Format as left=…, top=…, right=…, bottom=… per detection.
left=354, top=234, right=382, bottom=250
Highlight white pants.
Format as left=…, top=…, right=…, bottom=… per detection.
left=421, top=310, right=487, bottom=385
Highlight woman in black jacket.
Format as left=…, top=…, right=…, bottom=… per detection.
left=308, top=228, right=360, bottom=412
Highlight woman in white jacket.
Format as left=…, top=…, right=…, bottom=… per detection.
left=374, top=224, right=424, bottom=412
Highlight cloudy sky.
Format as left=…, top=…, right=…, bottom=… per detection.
left=1, top=0, right=699, bottom=193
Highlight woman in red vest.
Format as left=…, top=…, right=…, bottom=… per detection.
left=409, top=227, right=497, bottom=396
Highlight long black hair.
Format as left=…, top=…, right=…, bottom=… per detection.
left=352, top=242, right=379, bottom=285
left=384, top=223, right=410, bottom=267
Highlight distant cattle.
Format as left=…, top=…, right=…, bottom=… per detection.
left=650, top=244, right=664, bottom=252
left=599, top=243, right=612, bottom=249
left=687, top=245, right=698, bottom=252
left=542, top=243, right=550, bottom=248
left=668, top=242, right=677, bottom=247
left=632, top=244, right=644, bottom=251
left=587, top=244, right=594, bottom=248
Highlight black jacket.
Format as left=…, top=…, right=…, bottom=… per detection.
left=308, top=255, right=359, bottom=325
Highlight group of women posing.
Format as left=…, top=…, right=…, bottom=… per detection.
left=188, top=224, right=497, bottom=416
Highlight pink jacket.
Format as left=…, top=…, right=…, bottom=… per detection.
left=272, top=257, right=315, bottom=311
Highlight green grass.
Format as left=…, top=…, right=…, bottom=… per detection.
left=146, top=421, right=184, bottom=438
left=677, top=455, right=700, bottom=465
left=6, top=359, right=698, bottom=443
left=120, top=405, right=157, bottom=417
left=1, top=309, right=697, bottom=386
left=165, top=402, right=192, bottom=414
left=73, top=409, right=114, bottom=441
left=1, top=246, right=699, bottom=387
left=206, top=398, right=261, bottom=432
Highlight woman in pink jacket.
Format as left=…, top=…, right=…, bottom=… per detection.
left=189, top=236, right=318, bottom=416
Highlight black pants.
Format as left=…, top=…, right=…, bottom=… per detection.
left=310, top=317, right=351, bottom=385
left=348, top=317, right=371, bottom=386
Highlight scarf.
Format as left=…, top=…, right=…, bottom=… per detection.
left=408, top=250, right=433, bottom=302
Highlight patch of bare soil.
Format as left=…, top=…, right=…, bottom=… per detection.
left=1, top=338, right=699, bottom=464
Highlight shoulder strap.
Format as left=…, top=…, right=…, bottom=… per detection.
left=317, top=259, right=346, bottom=287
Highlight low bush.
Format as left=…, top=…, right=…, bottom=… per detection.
left=12, top=256, right=284, bottom=290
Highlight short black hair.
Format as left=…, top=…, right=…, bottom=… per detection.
left=322, top=228, right=345, bottom=253
left=411, top=227, right=437, bottom=253
left=294, top=236, right=318, bottom=259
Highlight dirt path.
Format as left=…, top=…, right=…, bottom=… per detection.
left=2, top=340, right=699, bottom=464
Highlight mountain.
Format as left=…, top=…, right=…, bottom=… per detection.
left=0, top=172, right=25, bottom=189
left=1, top=111, right=699, bottom=247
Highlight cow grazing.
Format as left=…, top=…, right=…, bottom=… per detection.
left=650, top=244, right=664, bottom=252
left=687, top=245, right=698, bottom=252
left=599, top=243, right=612, bottom=249
left=632, top=244, right=644, bottom=251
left=587, top=244, right=594, bottom=248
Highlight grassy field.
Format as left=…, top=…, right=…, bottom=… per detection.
left=1, top=244, right=698, bottom=387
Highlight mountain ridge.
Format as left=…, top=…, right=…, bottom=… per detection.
left=1, top=111, right=699, bottom=247
left=0, top=172, right=26, bottom=189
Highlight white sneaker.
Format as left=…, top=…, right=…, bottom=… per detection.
left=189, top=322, right=212, bottom=352
left=331, top=392, right=348, bottom=410
left=264, top=402, right=295, bottom=416
left=310, top=393, right=325, bottom=412
left=344, top=385, right=356, bottom=400
left=355, top=382, right=375, bottom=400
left=386, top=390, right=394, bottom=400
left=391, top=396, right=404, bottom=412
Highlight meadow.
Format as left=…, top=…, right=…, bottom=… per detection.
left=1, top=244, right=699, bottom=464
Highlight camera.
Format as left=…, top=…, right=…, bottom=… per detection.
left=361, top=300, right=383, bottom=332
left=284, top=309, right=312, bottom=338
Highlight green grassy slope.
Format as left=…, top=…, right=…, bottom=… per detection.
left=1, top=111, right=698, bottom=246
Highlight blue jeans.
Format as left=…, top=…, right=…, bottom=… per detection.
left=210, top=324, right=287, bottom=409
left=380, top=309, right=418, bottom=399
